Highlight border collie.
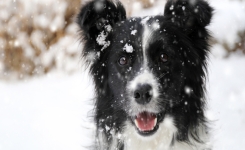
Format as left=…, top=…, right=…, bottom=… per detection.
left=77, top=0, right=213, bottom=149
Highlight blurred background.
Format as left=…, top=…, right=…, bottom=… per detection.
left=0, top=0, right=244, bottom=80
left=0, top=0, right=245, bottom=150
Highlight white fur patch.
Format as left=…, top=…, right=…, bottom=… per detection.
left=116, top=116, right=211, bottom=150
left=141, top=17, right=161, bottom=68
left=142, top=22, right=151, bottom=68
left=122, top=115, right=177, bottom=150
left=97, top=118, right=211, bottom=150
left=141, top=16, right=151, bottom=25
left=96, top=129, right=109, bottom=149
left=127, top=70, right=160, bottom=116
left=171, top=124, right=212, bottom=150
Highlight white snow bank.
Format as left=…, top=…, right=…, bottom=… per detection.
left=0, top=71, right=95, bottom=150
left=207, top=54, right=245, bottom=150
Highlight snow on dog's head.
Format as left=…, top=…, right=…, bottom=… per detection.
left=77, top=0, right=213, bottom=148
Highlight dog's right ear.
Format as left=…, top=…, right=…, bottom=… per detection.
left=164, top=0, right=213, bottom=34
left=77, top=0, right=126, bottom=41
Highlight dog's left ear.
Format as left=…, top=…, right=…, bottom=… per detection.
left=164, top=0, right=213, bottom=33
left=77, top=0, right=126, bottom=41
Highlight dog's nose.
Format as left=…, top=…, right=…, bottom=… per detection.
left=134, top=84, right=153, bottom=105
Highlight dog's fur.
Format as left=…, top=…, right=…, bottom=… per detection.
left=76, top=0, right=213, bottom=149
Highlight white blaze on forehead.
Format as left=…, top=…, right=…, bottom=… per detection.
left=125, top=18, right=163, bottom=116
left=141, top=16, right=150, bottom=25
left=142, top=19, right=151, bottom=68
left=141, top=17, right=161, bottom=68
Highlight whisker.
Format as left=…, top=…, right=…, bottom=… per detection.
left=158, top=72, right=169, bottom=80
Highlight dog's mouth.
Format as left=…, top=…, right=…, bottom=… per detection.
left=133, top=111, right=164, bottom=136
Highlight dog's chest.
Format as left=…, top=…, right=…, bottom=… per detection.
left=111, top=119, right=211, bottom=150
left=121, top=117, right=176, bottom=150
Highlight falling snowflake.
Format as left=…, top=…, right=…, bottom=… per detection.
left=123, top=43, right=134, bottom=53
left=131, top=30, right=137, bottom=35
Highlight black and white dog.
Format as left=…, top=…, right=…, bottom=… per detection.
left=77, top=0, right=213, bottom=149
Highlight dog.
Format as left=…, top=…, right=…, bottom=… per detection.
left=76, top=0, right=213, bottom=149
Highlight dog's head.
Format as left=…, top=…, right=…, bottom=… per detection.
left=77, top=0, right=213, bottom=139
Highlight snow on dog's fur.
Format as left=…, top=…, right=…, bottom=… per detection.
left=76, top=0, right=213, bottom=149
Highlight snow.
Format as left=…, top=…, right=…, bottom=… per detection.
left=123, top=43, right=134, bottom=53
left=0, top=72, right=95, bottom=150
left=105, top=25, right=112, bottom=32
left=169, top=5, right=174, bottom=10
left=184, top=86, right=192, bottom=95
left=211, top=44, right=228, bottom=58
left=207, top=54, right=245, bottom=150
left=1, top=0, right=245, bottom=149
left=131, top=30, right=137, bottom=35
left=131, top=0, right=166, bottom=17
left=1, top=54, right=245, bottom=150
left=152, top=22, right=160, bottom=30
left=96, top=25, right=113, bottom=51
left=131, top=0, right=245, bottom=51
left=208, top=0, right=245, bottom=50
left=94, top=0, right=104, bottom=12
left=86, top=51, right=97, bottom=63
left=31, top=30, right=47, bottom=52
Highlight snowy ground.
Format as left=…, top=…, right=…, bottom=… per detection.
left=0, top=71, right=95, bottom=150
left=208, top=54, right=245, bottom=150
left=1, top=53, right=245, bottom=150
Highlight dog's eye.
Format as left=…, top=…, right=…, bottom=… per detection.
left=118, top=56, right=128, bottom=65
left=160, top=53, right=168, bottom=63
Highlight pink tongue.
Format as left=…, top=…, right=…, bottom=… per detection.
left=136, top=112, right=156, bottom=131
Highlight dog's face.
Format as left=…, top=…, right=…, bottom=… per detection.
left=107, top=17, right=188, bottom=135
left=77, top=0, right=213, bottom=138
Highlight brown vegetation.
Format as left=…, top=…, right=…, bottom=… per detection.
left=0, top=0, right=81, bottom=79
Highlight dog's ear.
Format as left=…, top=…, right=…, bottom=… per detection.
left=164, top=0, right=213, bottom=33
left=77, top=0, right=126, bottom=41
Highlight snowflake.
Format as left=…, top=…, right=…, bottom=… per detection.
left=131, top=30, right=137, bottom=35
left=123, top=43, right=134, bottom=53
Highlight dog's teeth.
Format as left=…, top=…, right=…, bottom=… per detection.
left=154, top=118, right=157, bottom=127
left=134, top=119, right=139, bottom=128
